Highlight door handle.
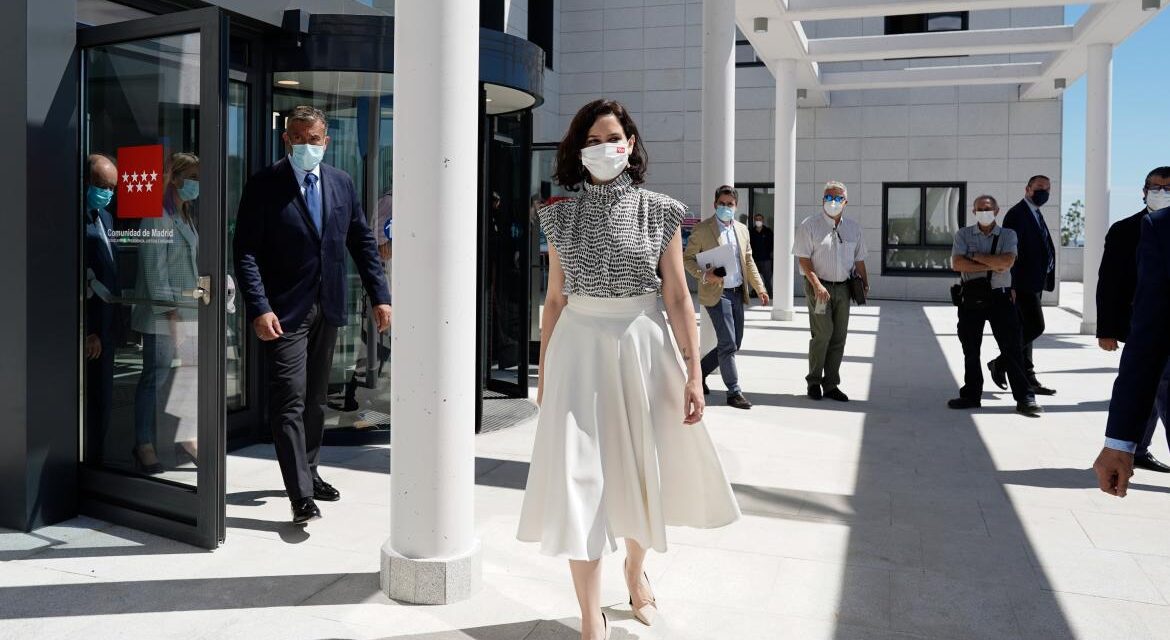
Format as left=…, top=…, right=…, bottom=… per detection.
left=182, top=275, right=213, bottom=306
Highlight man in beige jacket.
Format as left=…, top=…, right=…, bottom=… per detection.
left=684, top=185, right=770, bottom=409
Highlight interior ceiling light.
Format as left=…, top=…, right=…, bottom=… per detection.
left=753, top=17, right=769, bottom=33
left=276, top=79, right=300, bottom=86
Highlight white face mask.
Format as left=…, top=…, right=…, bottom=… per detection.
left=580, top=142, right=630, bottom=182
left=754, top=220, right=763, bottom=229
left=974, top=210, right=997, bottom=227
left=1147, top=190, right=1170, bottom=212
left=823, top=200, right=845, bottom=218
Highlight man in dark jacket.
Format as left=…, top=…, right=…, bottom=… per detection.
left=989, top=175, right=1057, bottom=396
left=749, top=213, right=774, bottom=297
left=1093, top=206, right=1170, bottom=496
left=1097, top=166, right=1170, bottom=472
left=234, top=106, right=392, bottom=524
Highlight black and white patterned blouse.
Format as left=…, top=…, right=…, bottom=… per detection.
left=539, top=172, right=688, bottom=299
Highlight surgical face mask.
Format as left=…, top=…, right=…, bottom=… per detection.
left=178, top=178, right=200, bottom=201
left=580, top=142, right=630, bottom=182
left=1146, top=189, right=1170, bottom=212
left=1030, top=189, right=1050, bottom=207
left=754, top=220, right=763, bottom=229
left=974, top=210, right=997, bottom=227
left=291, top=143, right=326, bottom=172
left=86, top=185, right=114, bottom=211
left=823, top=200, right=845, bottom=218
left=715, top=205, right=735, bottom=222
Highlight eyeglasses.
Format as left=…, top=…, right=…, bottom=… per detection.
left=823, top=195, right=846, bottom=204
left=1146, top=185, right=1170, bottom=193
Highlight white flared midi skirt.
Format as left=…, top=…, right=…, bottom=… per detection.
left=517, top=294, right=741, bottom=561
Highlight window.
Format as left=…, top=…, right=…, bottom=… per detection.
left=734, top=184, right=776, bottom=226
left=528, top=0, right=554, bottom=70
left=883, top=183, right=967, bottom=275
left=481, top=0, right=505, bottom=31
left=884, top=12, right=969, bottom=35
left=735, top=29, right=764, bottom=68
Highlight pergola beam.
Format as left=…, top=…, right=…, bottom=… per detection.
left=820, top=62, right=1044, bottom=91
left=808, top=25, right=1075, bottom=62
left=781, top=0, right=1115, bottom=22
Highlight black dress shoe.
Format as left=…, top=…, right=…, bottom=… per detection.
left=291, top=497, right=322, bottom=524
left=1029, top=383, right=1057, bottom=396
left=823, top=387, right=849, bottom=402
left=1016, top=399, right=1044, bottom=416
left=987, top=360, right=1008, bottom=391
left=1134, top=452, right=1170, bottom=473
left=313, top=475, right=341, bottom=502
left=702, top=378, right=710, bottom=396
left=726, top=393, right=752, bottom=410
left=807, top=384, right=823, bottom=400
left=947, top=397, right=981, bottom=409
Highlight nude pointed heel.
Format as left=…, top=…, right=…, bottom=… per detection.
left=625, top=560, right=658, bottom=626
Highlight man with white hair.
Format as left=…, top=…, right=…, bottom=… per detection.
left=793, top=180, right=869, bottom=401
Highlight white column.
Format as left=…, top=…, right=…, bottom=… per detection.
left=772, top=59, right=798, bottom=321
left=701, top=0, right=735, bottom=213
left=382, top=0, right=481, bottom=604
left=1082, top=43, right=1112, bottom=335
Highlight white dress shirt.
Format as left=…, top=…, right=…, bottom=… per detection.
left=718, top=220, right=744, bottom=288
left=792, top=212, right=867, bottom=283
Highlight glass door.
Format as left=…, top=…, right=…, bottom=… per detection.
left=78, top=8, right=228, bottom=549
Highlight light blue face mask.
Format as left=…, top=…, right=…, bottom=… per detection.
left=178, top=179, right=200, bottom=201
left=715, top=205, right=735, bottom=222
left=86, top=185, right=114, bottom=211
left=291, top=143, right=326, bottom=172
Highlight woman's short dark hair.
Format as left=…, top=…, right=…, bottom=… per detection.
left=553, top=99, right=648, bottom=191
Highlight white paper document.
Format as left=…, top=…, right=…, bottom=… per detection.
left=695, top=243, right=736, bottom=271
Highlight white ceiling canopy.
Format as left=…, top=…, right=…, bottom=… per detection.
left=736, top=0, right=1167, bottom=107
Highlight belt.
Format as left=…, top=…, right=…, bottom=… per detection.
left=992, top=287, right=1012, bottom=294
left=723, top=284, right=744, bottom=292
left=820, top=280, right=848, bottom=286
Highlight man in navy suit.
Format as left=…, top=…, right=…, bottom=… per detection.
left=1093, top=205, right=1170, bottom=496
left=989, top=175, right=1058, bottom=396
left=234, top=106, right=392, bottom=524
left=84, top=153, right=120, bottom=466
left=1096, top=167, right=1170, bottom=473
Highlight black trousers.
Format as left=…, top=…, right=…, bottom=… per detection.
left=264, top=304, right=338, bottom=501
left=959, top=292, right=1034, bottom=402
left=994, top=290, right=1045, bottom=380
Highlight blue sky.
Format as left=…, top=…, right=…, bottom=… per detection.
left=1062, top=4, right=1170, bottom=224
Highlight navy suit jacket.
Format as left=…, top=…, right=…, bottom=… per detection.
left=1003, top=199, right=1056, bottom=293
left=233, top=158, right=391, bottom=330
left=1105, top=208, right=1170, bottom=444
left=84, top=207, right=118, bottom=342
left=1096, top=208, right=1149, bottom=341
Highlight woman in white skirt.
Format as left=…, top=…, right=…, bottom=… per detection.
left=517, top=99, right=741, bottom=640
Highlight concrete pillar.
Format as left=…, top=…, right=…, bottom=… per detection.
left=701, top=0, right=735, bottom=215
left=1082, top=43, right=1112, bottom=335
left=771, top=59, right=798, bottom=321
left=382, top=0, right=481, bottom=604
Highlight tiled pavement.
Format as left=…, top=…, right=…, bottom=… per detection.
left=4, top=284, right=1170, bottom=640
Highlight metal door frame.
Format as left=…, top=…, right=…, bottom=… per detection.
left=77, top=7, right=228, bottom=549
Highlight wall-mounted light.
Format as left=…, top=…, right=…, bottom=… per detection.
left=753, top=17, right=769, bottom=33
left=797, top=88, right=807, bottom=99
left=276, top=79, right=300, bottom=86
left=1054, top=78, right=1067, bottom=90
left=1142, top=0, right=1161, bottom=11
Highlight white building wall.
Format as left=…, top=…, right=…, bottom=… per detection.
left=552, top=1, right=1064, bottom=302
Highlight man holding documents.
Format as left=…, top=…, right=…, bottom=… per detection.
left=684, top=185, right=770, bottom=410
left=793, top=180, right=869, bottom=402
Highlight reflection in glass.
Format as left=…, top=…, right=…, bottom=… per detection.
left=226, top=82, right=248, bottom=411
left=83, top=33, right=201, bottom=485
left=925, top=187, right=963, bottom=245
left=886, top=187, right=921, bottom=246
